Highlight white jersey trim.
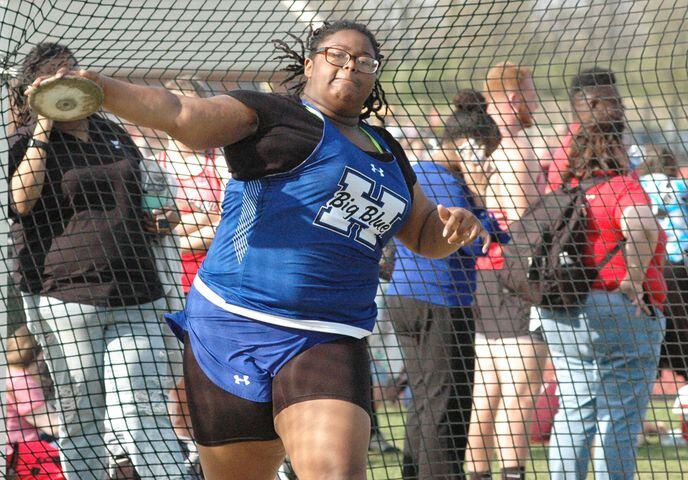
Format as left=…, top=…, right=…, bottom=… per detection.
left=193, top=276, right=372, bottom=339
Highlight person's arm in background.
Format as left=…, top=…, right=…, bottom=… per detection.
left=459, top=153, right=510, bottom=257
left=544, top=125, right=578, bottom=194
left=173, top=155, right=227, bottom=255
left=489, top=137, right=541, bottom=220
left=174, top=211, right=217, bottom=237
left=619, top=203, right=662, bottom=315
left=9, top=116, right=53, bottom=216
left=176, top=213, right=222, bottom=255
left=9, top=370, right=60, bottom=438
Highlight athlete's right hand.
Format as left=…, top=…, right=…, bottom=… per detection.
left=24, top=67, right=104, bottom=97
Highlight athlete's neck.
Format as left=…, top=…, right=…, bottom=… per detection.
left=301, top=93, right=360, bottom=127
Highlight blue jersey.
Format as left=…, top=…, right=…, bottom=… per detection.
left=388, top=161, right=509, bottom=307
left=197, top=102, right=413, bottom=336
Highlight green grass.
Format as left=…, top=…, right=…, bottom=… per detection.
left=366, top=399, right=688, bottom=479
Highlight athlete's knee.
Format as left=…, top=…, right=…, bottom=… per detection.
left=199, top=440, right=286, bottom=480
left=294, top=461, right=367, bottom=480
left=289, top=443, right=367, bottom=480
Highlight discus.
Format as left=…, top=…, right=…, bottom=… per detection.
left=29, top=76, right=104, bottom=121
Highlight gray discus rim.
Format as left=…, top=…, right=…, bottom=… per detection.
left=29, top=77, right=104, bottom=122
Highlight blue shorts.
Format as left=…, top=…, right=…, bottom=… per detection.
left=165, top=286, right=349, bottom=403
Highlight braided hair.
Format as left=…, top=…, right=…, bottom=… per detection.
left=272, top=20, right=387, bottom=121
left=10, top=42, right=76, bottom=128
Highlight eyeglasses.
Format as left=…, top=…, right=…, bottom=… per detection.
left=314, top=47, right=380, bottom=74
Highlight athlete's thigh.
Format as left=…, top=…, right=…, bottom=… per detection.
left=198, top=439, right=285, bottom=480
left=183, top=333, right=286, bottom=480
left=271, top=337, right=372, bottom=479
left=275, top=398, right=370, bottom=480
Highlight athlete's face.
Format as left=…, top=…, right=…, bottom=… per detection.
left=303, top=30, right=378, bottom=117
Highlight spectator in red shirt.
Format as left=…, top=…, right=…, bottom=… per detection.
left=160, top=79, right=230, bottom=294
left=533, top=68, right=667, bottom=480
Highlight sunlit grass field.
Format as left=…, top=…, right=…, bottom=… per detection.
left=367, top=398, right=688, bottom=479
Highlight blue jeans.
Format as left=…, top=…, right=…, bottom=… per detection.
left=35, top=295, right=190, bottom=480
left=536, top=291, right=665, bottom=480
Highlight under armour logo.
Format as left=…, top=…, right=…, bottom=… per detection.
left=233, top=374, right=251, bottom=385
left=371, top=164, right=384, bottom=177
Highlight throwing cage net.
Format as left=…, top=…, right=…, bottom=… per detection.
left=2, top=1, right=688, bottom=479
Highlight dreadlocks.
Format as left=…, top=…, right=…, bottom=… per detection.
left=10, top=42, right=76, bottom=128
left=272, top=20, right=387, bottom=121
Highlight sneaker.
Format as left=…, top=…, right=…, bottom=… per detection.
left=185, top=450, right=202, bottom=478
left=369, top=432, right=401, bottom=454
left=277, top=458, right=297, bottom=480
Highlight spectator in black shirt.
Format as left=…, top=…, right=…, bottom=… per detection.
left=8, top=42, right=192, bottom=480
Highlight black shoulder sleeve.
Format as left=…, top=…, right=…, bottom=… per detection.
left=369, top=125, right=417, bottom=200
left=222, top=91, right=322, bottom=179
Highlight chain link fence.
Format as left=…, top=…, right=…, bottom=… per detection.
left=2, top=1, right=688, bottom=479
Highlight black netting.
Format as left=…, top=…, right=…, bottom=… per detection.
left=2, top=1, right=688, bottom=479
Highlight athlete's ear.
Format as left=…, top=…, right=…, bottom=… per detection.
left=508, top=90, right=521, bottom=108
left=304, top=57, right=314, bottom=79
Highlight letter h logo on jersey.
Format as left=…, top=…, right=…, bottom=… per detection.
left=314, top=167, right=408, bottom=250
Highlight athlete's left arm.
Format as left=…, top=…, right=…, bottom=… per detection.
left=395, top=183, right=491, bottom=259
